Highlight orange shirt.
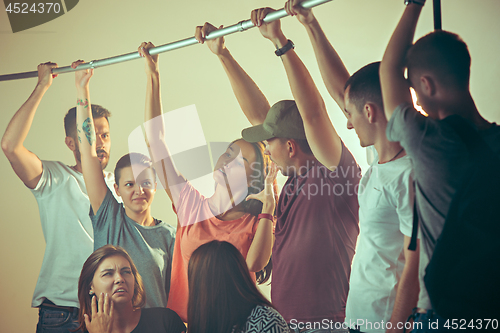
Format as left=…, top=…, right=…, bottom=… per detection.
left=167, top=182, right=258, bottom=322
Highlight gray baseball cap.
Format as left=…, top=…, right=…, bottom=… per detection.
left=241, top=100, right=306, bottom=143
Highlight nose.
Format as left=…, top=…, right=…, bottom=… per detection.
left=115, top=272, right=125, bottom=284
left=134, top=184, right=144, bottom=194
left=95, top=134, right=103, bottom=148
left=346, top=119, right=353, bottom=130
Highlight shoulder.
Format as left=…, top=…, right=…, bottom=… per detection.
left=245, top=305, right=289, bottom=333
left=139, top=308, right=185, bottom=331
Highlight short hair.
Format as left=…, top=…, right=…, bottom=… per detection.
left=344, top=61, right=383, bottom=113
left=76, top=245, right=146, bottom=332
left=406, top=30, right=471, bottom=91
left=114, top=153, right=156, bottom=185
left=279, top=137, right=313, bottom=155
left=187, top=241, right=274, bottom=333
left=64, top=104, right=111, bottom=139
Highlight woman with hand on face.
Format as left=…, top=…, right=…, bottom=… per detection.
left=188, top=240, right=289, bottom=333
left=76, top=245, right=185, bottom=333
left=138, top=42, right=277, bottom=322
left=72, top=60, right=176, bottom=309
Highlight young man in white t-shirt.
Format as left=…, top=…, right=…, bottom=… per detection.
left=1, top=62, right=117, bottom=333
left=283, top=1, right=420, bottom=332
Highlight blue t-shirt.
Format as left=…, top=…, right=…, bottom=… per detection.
left=91, top=189, right=176, bottom=308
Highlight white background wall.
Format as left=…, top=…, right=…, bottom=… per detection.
left=1, top=0, right=499, bottom=331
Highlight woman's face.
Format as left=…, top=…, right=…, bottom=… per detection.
left=115, top=166, right=156, bottom=215
left=90, top=255, right=135, bottom=306
left=213, top=140, right=258, bottom=188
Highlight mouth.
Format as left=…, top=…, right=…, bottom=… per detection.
left=113, top=288, right=127, bottom=295
left=96, top=150, right=108, bottom=160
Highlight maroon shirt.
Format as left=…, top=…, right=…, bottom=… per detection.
left=271, top=142, right=360, bottom=323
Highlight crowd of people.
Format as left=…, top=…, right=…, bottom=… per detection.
left=2, top=0, right=498, bottom=332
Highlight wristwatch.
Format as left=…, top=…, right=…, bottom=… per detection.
left=404, top=0, right=425, bottom=5
left=275, top=40, right=295, bottom=57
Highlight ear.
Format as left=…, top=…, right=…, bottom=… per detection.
left=287, top=140, right=298, bottom=158
left=65, top=136, right=76, bottom=152
left=114, top=183, right=121, bottom=197
left=364, top=103, right=378, bottom=124
left=421, top=75, right=437, bottom=97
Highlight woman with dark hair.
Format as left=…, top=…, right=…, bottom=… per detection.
left=77, top=245, right=185, bottom=333
left=188, top=240, right=289, bottom=333
left=72, top=60, right=176, bottom=309
left=138, top=43, right=277, bottom=322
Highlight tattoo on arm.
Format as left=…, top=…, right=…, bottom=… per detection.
left=77, top=98, right=89, bottom=108
left=82, top=118, right=96, bottom=146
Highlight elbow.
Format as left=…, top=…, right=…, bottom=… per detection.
left=247, top=257, right=267, bottom=273
left=1, top=136, right=16, bottom=157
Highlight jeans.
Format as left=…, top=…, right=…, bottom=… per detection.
left=408, top=309, right=450, bottom=332
left=36, top=306, right=81, bottom=333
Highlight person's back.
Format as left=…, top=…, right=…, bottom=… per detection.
left=380, top=1, right=500, bottom=328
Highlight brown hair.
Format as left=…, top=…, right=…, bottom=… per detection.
left=76, top=245, right=146, bottom=332
left=187, top=241, right=274, bottom=333
left=114, top=152, right=156, bottom=185
left=64, top=104, right=111, bottom=139
left=407, top=30, right=471, bottom=91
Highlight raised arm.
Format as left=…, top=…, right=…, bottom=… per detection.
left=252, top=7, right=342, bottom=170
left=285, top=0, right=350, bottom=111
left=245, top=163, right=277, bottom=272
left=1, top=63, right=57, bottom=189
left=73, top=61, right=108, bottom=213
left=139, top=43, right=186, bottom=205
left=380, top=2, right=424, bottom=120
left=195, top=23, right=270, bottom=125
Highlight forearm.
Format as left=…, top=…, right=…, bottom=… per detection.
left=217, top=48, right=270, bottom=125
left=380, top=4, right=423, bottom=120
left=1, top=84, right=47, bottom=155
left=303, top=19, right=350, bottom=110
left=246, top=203, right=274, bottom=272
left=387, top=239, right=420, bottom=333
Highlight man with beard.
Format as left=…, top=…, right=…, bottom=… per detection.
left=1, top=62, right=118, bottom=333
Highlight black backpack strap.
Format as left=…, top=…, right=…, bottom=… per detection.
left=408, top=181, right=419, bottom=251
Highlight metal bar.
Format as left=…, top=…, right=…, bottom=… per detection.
left=433, top=0, right=442, bottom=30
left=0, top=0, right=332, bottom=82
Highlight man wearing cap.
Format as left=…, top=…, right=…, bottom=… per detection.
left=196, top=7, right=360, bottom=330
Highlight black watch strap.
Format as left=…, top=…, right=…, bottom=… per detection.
left=275, top=40, right=295, bottom=56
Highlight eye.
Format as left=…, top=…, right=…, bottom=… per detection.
left=142, top=181, right=152, bottom=187
left=102, top=134, right=109, bottom=139
left=123, top=270, right=132, bottom=275
left=124, top=182, right=133, bottom=187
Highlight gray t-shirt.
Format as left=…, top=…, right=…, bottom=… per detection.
left=386, top=103, right=500, bottom=309
left=91, top=189, right=176, bottom=308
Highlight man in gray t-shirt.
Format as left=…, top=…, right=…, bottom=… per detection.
left=380, top=0, right=500, bottom=329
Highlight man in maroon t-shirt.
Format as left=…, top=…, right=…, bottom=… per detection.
left=195, top=7, right=360, bottom=330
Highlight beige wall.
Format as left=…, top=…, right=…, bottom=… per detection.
left=1, top=0, right=499, bottom=331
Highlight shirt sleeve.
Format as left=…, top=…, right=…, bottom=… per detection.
left=386, top=103, right=430, bottom=151
left=89, top=187, right=120, bottom=231
left=388, top=167, right=415, bottom=237
left=31, top=161, right=62, bottom=196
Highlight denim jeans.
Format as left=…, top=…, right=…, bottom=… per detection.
left=408, top=309, right=451, bottom=332
left=36, top=306, right=81, bottom=333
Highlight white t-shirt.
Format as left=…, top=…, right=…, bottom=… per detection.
left=30, top=161, right=118, bottom=308
left=345, top=155, right=414, bottom=333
